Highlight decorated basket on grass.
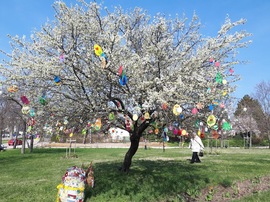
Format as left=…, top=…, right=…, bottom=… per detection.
left=56, top=166, right=86, bottom=202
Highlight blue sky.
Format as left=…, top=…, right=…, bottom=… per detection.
left=1, top=0, right=269, bottom=99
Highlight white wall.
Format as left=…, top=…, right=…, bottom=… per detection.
left=108, top=127, right=130, bottom=141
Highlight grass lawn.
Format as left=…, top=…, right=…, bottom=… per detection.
left=0, top=146, right=270, bottom=202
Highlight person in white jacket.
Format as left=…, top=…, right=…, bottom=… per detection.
left=189, top=132, right=204, bottom=163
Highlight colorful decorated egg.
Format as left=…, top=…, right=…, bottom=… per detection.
left=162, top=103, right=168, bottom=110
left=133, top=114, right=138, bottom=121
left=144, top=112, right=150, bottom=119
left=21, top=106, right=30, bottom=114
left=173, top=104, right=182, bottom=116
left=182, top=130, right=187, bottom=136
left=94, top=44, right=103, bottom=56
left=207, top=115, right=216, bottom=127
left=109, top=112, right=115, bottom=121
left=7, top=85, right=19, bottom=93
left=192, top=108, right=198, bottom=115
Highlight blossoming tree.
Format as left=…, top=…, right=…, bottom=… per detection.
left=0, top=1, right=251, bottom=171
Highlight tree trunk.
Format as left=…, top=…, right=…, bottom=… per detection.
left=30, top=135, right=34, bottom=153
left=268, top=131, right=270, bottom=149
left=21, top=122, right=27, bottom=154
left=83, top=130, right=88, bottom=144
left=0, top=130, right=2, bottom=145
left=119, top=133, right=140, bottom=172
left=13, top=135, right=17, bottom=149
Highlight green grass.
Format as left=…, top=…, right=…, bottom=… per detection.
left=0, top=147, right=270, bottom=202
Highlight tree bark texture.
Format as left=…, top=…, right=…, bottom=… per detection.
left=119, top=133, right=140, bottom=172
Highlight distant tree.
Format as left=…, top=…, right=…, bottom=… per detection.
left=0, top=1, right=251, bottom=171
left=253, top=81, right=270, bottom=148
left=233, top=95, right=263, bottom=140
left=0, top=97, right=24, bottom=145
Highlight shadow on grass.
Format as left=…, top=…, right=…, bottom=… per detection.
left=84, top=160, right=210, bottom=201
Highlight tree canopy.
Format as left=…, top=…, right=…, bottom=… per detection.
left=0, top=0, right=251, bottom=169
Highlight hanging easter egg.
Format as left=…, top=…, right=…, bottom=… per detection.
left=164, top=127, right=168, bottom=133
left=209, top=58, right=214, bottom=63
left=59, top=53, right=64, bottom=62
left=212, top=125, right=218, bottom=130
left=39, top=96, right=47, bottom=105
left=195, top=120, right=200, bottom=128
left=215, top=61, right=220, bottom=67
left=27, top=118, right=36, bottom=126
left=197, top=130, right=201, bottom=136
left=125, top=119, right=131, bottom=131
left=212, top=100, right=219, bottom=106
left=29, top=109, right=35, bottom=117
left=222, top=79, right=227, bottom=85
left=27, top=126, right=32, bottom=132
left=173, top=128, right=178, bottom=135
left=95, top=118, right=102, bottom=130
left=182, top=130, right=187, bottom=136
left=132, top=114, right=138, bottom=121
left=192, top=107, right=198, bottom=115
left=212, top=130, right=219, bottom=139
left=207, top=115, right=216, bottom=127
left=144, top=112, right=150, bottom=119
left=54, top=76, right=61, bottom=85
left=177, top=129, right=182, bottom=136
left=69, top=132, right=73, bottom=137
left=196, top=102, right=203, bottom=110
left=180, top=114, right=184, bottom=119
left=222, top=122, right=232, bottom=131
left=94, top=44, right=103, bottom=56
left=82, top=129, right=87, bottom=135
left=209, top=104, right=214, bottom=111
left=229, top=68, right=234, bottom=74
left=64, top=119, right=69, bottom=125
left=109, top=112, right=115, bottom=121
left=162, top=103, right=168, bottom=110
left=87, top=121, right=91, bottom=127
left=119, top=75, right=128, bottom=86
left=7, top=85, right=19, bottom=93
left=21, top=96, right=30, bottom=105
left=205, top=127, right=208, bottom=132
left=220, top=103, right=225, bottom=108
left=176, top=106, right=182, bottom=113
left=173, top=104, right=181, bottom=116
left=154, top=128, right=159, bottom=135
left=222, top=91, right=227, bottom=96
left=173, top=121, right=179, bottom=127
left=200, top=133, right=205, bottom=139
left=101, top=57, right=107, bottom=68
left=215, top=72, right=223, bottom=84
left=21, top=106, right=30, bottom=114
left=118, top=66, right=123, bottom=76
left=243, top=107, right=247, bottom=112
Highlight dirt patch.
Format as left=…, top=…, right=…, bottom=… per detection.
left=191, top=176, right=270, bottom=201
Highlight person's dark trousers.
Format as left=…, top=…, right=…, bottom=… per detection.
left=191, top=152, right=201, bottom=163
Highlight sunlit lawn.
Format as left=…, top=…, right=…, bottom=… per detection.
left=0, top=146, right=270, bottom=202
